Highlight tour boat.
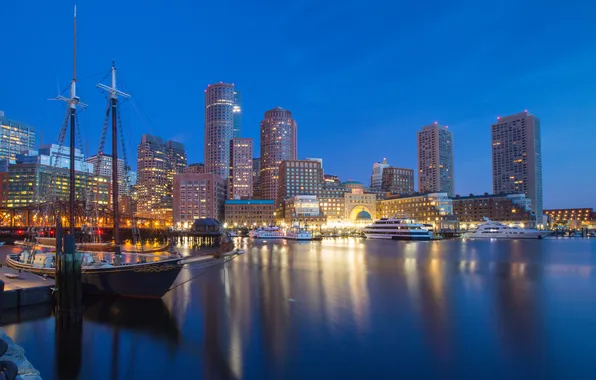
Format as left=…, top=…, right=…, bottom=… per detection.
left=363, top=218, right=434, bottom=241
left=285, top=226, right=313, bottom=241
left=252, top=227, right=285, bottom=239
left=461, top=219, right=550, bottom=240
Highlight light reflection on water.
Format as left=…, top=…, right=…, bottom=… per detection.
left=3, top=238, right=596, bottom=379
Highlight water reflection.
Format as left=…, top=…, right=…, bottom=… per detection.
left=3, top=239, right=596, bottom=379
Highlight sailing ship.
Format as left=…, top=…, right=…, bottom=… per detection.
left=5, top=7, right=242, bottom=298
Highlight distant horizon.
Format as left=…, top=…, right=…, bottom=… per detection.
left=2, top=1, right=595, bottom=209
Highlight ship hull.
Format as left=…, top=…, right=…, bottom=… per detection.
left=5, top=256, right=182, bottom=299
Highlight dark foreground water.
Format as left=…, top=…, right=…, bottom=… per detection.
left=4, top=238, right=596, bottom=379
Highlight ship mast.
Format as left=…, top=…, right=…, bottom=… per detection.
left=55, top=5, right=87, bottom=235
left=97, top=62, right=130, bottom=255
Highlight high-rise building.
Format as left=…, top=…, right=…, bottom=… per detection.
left=229, top=138, right=253, bottom=199
left=260, top=107, right=297, bottom=200
left=370, top=158, right=389, bottom=189
left=136, top=134, right=186, bottom=221
left=173, top=173, right=226, bottom=226
left=205, top=83, right=235, bottom=179
left=417, top=123, right=454, bottom=196
left=86, top=154, right=126, bottom=196
left=233, top=89, right=242, bottom=138
left=0, top=111, right=36, bottom=164
left=184, top=163, right=205, bottom=174
left=492, top=111, right=543, bottom=221
left=381, top=167, right=415, bottom=195
left=252, top=158, right=261, bottom=199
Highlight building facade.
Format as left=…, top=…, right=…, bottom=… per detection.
left=224, top=199, right=275, bottom=227
left=205, top=83, right=235, bottom=179
left=260, top=107, right=297, bottom=201
left=282, top=195, right=326, bottom=227
left=418, top=123, right=454, bottom=196
left=252, top=157, right=261, bottom=199
left=492, top=111, right=543, bottom=222
left=136, top=134, right=186, bottom=221
left=86, top=154, right=126, bottom=197
left=0, top=112, right=36, bottom=164
left=379, top=192, right=456, bottom=230
left=345, top=190, right=377, bottom=223
left=7, top=163, right=109, bottom=210
left=320, top=184, right=349, bottom=224
left=229, top=138, right=253, bottom=199
left=276, top=159, right=323, bottom=222
left=184, top=163, right=205, bottom=174
left=381, top=167, right=414, bottom=195
left=173, top=173, right=226, bottom=226
left=452, top=193, right=533, bottom=227
left=544, top=208, right=595, bottom=228
left=370, top=158, right=389, bottom=189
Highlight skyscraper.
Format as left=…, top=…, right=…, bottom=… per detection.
left=205, top=83, right=235, bottom=179
left=229, top=138, right=253, bottom=199
left=491, top=111, right=543, bottom=221
left=136, top=134, right=186, bottom=221
left=260, top=107, right=297, bottom=200
left=417, top=123, right=454, bottom=196
left=173, top=173, right=226, bottom=226
left=233, top=89, right=242, bottom=138
left=86, top=153, right=126, bottom=196
left=0, top=111, right=36, bottom=165
left=370, top=158, right=389, bottom=189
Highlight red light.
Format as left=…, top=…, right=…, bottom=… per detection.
left=50, top=230, right=54, bottom=235
left=98, top=230, right=102, bottom=235
left=17, top=230, right=23, bottom=235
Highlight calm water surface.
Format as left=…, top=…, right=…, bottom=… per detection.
left=4, top=238, right=596, bottom=379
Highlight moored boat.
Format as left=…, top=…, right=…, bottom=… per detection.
left=461, top=219, right=550, bottom=239
left=285, top=226, right=313, bottom=241
left=252, top=227, right=284, bottom=239
left=363, top=218, right=434, bottom=241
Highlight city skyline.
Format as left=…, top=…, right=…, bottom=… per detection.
left=1, top=1, right=596, bottom=208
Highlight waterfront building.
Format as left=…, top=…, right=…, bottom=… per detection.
left=173, top=173, right=226, bottom=227
left=224, top=199, right=275, bottom=227
left=260, top=107, right=297, bottom=201
left=306, top=157, right=323, bottom=170
left=276, top=159, right=323, bottom=221
left=320, top=183, right=349, bottom=224
left=282, top=195, right=326, bottom=227
left=379, top=192, right=457, bottom=230
left=136, top=134, right=186, bottom=222
left=381, top=167, right=414, bottom=195
left=252, top=158, right=261, bottom=199
left=345, top=188, right=377, bottom=223
left=418, top=123, right=454, bottom=196
left=370, top=158, right=389, bottom=190
left=233, top=89, right=242, bottom=138
left=452, top=193, right=533, bottom=228
left=24, top=144, right=93, bottom=173
left=184, top=163, right=205, bottom=174
left=205, top=83, right=235, bottom=179
left=544, top=208, right=596, bottom=228
left=0, top=111, right=36, bottom=164
left=492, top=111, right=543, bottom=222
left=229, top=138, right=253, bottom=199
left=7, top=162, right=109, bottom=210
left=86, top=153, right=126, bottom=196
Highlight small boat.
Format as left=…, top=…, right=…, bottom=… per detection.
left=285, top=226, right=313, bottom=241
left=252, top=227, right=284, bottom=239
left=462, top=219, right=550, bottom=240
left=363, top=217, right=434, bottom=241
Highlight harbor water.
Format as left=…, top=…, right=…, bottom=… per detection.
left=3, top=237, right=596, bottom=379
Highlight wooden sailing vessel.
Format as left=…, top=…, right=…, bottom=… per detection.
left=5, top=8, right=242, bottom=298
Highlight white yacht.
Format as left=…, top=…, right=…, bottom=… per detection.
left=252, top=227, right=285, bottom=239
left=285, top=226, right=313, bottom=241
left=462, top=219, right=549, bottom=240
left=363, top=218, right=434, bottom=241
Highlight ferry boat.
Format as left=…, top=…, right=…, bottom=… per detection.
left=285, top=226, right=313, bottom=241
left=252, top=227, right=285, bottom=239
left=363, top=218, right=434, bottom=241
left=461, top=219, right=549, bottom=240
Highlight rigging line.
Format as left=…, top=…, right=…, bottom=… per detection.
left=57, top=69, right=111, bottom=97
left=167, top=256, right=238, bottom=293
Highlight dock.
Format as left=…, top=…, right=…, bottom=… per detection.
left=0, top=266, right=53, bottom=311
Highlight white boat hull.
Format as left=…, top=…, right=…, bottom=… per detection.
left=364, top=233, right=432, bottom=241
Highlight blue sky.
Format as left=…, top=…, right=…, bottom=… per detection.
left=1, top=0, right=595, bottom=208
